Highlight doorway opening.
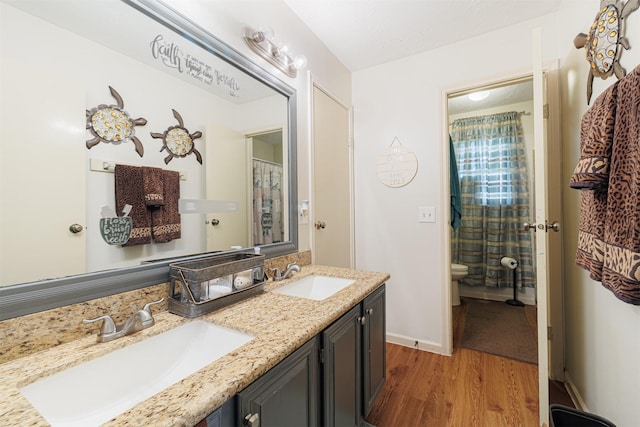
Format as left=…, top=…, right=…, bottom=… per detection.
left=248, top=129, right=285, bottom=247
left=449, top=77, right=537, bottom=308
left=447, top=77, right=538, bottom=365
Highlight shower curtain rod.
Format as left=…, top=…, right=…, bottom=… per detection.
left=252, top=157, right=283, bottom=167
left=449, top=110, right=531, bottom=126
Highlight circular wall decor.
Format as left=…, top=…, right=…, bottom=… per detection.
left=376, top=137, right=418, bottom=188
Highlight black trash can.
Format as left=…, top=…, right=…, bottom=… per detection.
left=550, top=404, right=616, bottom=427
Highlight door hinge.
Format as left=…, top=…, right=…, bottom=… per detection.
left=547, top=326, right=553, bottom=341
left=543, top=103, right=549, bottom=119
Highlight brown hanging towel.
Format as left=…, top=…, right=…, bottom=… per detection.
left=150, top=169, right=181, bottom=243
left=114, top=164, right=151, bottom=246
left=143, top=166, right=165, bottom=207
left=570, top=65, right=640, bottom=305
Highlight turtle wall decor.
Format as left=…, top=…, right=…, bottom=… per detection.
left=151, top=109, right=203, bottom=164
left=86, top=86, right=147, bottom=157
left=574, top=0, right=640, bottom=103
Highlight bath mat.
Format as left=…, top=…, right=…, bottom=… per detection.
left=460, top=298, right=537, bottom=364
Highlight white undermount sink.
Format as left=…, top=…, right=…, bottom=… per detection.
left=272, top=274, right=355, bottom=300
left=20, top=321, right=253, bottom=427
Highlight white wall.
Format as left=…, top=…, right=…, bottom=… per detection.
left=353, top=1, right=639, bottom=425
left=164, top=0, right=353, bottom=253
left=352, top=12, right=560, bottom=352
left=559, top=6, right=640, bottom=426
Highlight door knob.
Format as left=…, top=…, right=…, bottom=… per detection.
left=206, top=219, right=220, bottom=226
left=523, top=222, right=537, bottom=232
left=545, top=221, right=560, bottom=232
left=314, top=220, right=326, bottom=230
left=69, top=223, right=84, bottom=233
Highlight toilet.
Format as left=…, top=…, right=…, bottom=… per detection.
left=451, top=263, right=469, bottom=306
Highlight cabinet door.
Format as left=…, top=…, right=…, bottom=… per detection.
left=363, top=284, right=386, bottom=417
left=322, top=305, right=362, bottom=427
left=195, top=398, right=235, bottom=427
left=238, top=337, right=319, bottom=427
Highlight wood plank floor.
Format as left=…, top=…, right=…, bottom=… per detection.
left=365, top=299, right=540, bottom=427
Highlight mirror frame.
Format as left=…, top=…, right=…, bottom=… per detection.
left=0, top=0, right=298, bottom=321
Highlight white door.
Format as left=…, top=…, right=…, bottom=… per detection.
left=205, top=124, right=248, bottom=251
left=312, top=85, right=353, bottom=268
left=533, top=30, right=564, bottom=427
left=1, top=57, right=86, bottom=285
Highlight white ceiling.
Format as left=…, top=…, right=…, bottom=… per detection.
left=448, top=79, right=533, bottom=116
left=284, top=0, right=564, bottom=72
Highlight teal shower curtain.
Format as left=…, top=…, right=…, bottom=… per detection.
left=450, top=111, right=535, bottom=289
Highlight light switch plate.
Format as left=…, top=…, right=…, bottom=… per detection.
left=298, top=200, right=309, bottom=224
left=418, top=206, right=436, bottom=223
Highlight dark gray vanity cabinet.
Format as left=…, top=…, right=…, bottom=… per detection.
left=201, top=284, right=386, bottom=427
left=322, top=284, right=386, bottom=427
left=322, top=304, right=363, bottom=427
left=362, top=285, right=386, bottom=417
left=237, top=337, right=320, bottom=427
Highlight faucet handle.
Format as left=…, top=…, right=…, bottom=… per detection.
left=83, top=315, right=116, bottom=335
left=269, top=267, right=281, bottom=280
left=142, top=297, right=164, bottom=314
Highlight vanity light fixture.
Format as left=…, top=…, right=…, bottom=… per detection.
left=243, top=26, right=307, bottom=78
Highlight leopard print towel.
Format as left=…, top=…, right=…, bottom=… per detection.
left=572, top=65, right=640, bottom=305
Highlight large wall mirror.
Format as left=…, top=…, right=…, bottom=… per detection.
left=0, top=0, right=298, bottom=319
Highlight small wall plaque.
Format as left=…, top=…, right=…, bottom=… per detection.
left=100, top=217, right=133, bottom=245
left=376, top=137, right=418, bottom=188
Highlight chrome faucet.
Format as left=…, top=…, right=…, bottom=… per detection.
left=83, top=298, right=164, bottom=343
left=270, top=263, right=301, bottom=281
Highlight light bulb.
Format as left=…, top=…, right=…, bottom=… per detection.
left=274, top=41, right=289, bottom=57
left=293, top=54, right=307, bottom=70
left=258, top=26, right=274, bottom=40
left=468, top=90, right=490, bottom=101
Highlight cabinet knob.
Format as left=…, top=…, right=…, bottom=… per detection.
left=358, top=316, right=367, bottom=326
left=366, top=308, right=374, bottom=316
left=244, top=413, right=260, bottom=427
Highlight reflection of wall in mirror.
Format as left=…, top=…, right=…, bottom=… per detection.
left=0, top=4, right=289, bottom=284
left=205, top=124, right=248, bottom=252
left=0, top=57, right=86, bottom=286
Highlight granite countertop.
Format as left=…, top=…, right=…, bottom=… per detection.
left=0, top=265, right=389, bottom=426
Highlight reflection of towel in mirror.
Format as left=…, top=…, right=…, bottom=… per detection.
left=143, top=167, right=165, bottom=207
left=150, top=169, right=181, bottom=243
left=115, top=165, right=152, bottom=246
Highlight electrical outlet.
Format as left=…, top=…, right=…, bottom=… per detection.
left=418, top=206, right=436, bottom=223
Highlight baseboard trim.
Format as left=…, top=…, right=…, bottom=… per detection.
left=564, top=372, right=588, bottom=412
left=459, top=284, right=537, bottom=306
left=386, top=333, right=446, bottom=355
